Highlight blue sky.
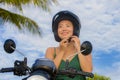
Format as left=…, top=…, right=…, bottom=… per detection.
left=0, top=0, right=120, bottom=80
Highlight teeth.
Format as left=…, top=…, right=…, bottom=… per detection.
left=63, top=33, right=67, bottom=34
left=62, top=32, right=68, bottom=34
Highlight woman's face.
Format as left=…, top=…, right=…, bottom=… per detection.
left=58, top=20, right=74, bottom=40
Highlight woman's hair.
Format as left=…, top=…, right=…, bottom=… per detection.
left=52, top=10, right=81, bottom=42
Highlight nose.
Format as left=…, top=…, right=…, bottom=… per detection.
left=61, top=26, right=67, bottom=31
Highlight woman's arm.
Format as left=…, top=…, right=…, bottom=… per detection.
left=45, top=47, right=64, bottom=69
left=45, top=38, right=73, bottom=69
left=78, top=53, right=93, bottom=72
left=70, top=36, right=93, bottom=72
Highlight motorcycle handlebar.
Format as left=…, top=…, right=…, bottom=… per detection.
left=0, top=67, right=14, bottom=73
left=0, top=66, right=94, bottom=79
left=57, top=69, right=94, bottom=78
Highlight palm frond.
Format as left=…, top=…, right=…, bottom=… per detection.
left=0, top=0, right=57, bottom=11
left=0, top=8, right=40, bottom=35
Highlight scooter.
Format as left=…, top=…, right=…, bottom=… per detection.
left=0, top=39, right=94, bottom=80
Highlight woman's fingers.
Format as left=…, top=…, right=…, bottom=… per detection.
left=59, top=38, right=69, bottom=50
left=70, top=36, right=81, bottom=51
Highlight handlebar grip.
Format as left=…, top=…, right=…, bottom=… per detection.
left=0, top=68, right=14, bottom=73
left=77, top=71, right=94, bottom=78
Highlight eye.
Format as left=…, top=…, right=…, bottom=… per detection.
left=58, top=25, right=62, bottom=28
left=66, top=25, right=71, bottom=27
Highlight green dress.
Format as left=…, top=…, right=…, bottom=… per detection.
left=55, top=55, right=86, bottom=80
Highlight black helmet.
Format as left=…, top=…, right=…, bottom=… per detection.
left=52, top=10, right=81, bottom=42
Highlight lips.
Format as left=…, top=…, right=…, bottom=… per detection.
left=61, top=32, right=68, bottom=36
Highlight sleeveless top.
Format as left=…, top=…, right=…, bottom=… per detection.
left=54, top=48, right=86, bottom=80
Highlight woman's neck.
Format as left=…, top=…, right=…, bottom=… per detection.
left=62, top=42, right=76, bottom=54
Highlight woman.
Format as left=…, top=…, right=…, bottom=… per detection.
left=45, top=10, right=93, bottom=80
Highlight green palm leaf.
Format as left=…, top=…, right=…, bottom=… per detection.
left=0, top=0, right=57, bottom=35
left=0, top=0, right=57, bottom=11
left=0, top=8, right=40, bottom=35
left=87, top=73, right=111, bottom=80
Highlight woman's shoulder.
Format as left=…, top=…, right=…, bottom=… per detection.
left=45, top=47, right=57, bottom=59
left=46, top=47, right=54, bottom=51
left=46, top=47, right=56, bottom=54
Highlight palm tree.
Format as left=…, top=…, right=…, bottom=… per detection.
left=87, top=73, right=111, bottom=80
left=0, top=0, right=57, bottom=35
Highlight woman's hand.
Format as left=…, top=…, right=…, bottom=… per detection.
left=59, top=38, right=69, bottom=51
left=71, top=36, right=81, bottom=52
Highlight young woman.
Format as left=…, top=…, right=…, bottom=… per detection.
left=45, top=10, right=93, bottom=80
